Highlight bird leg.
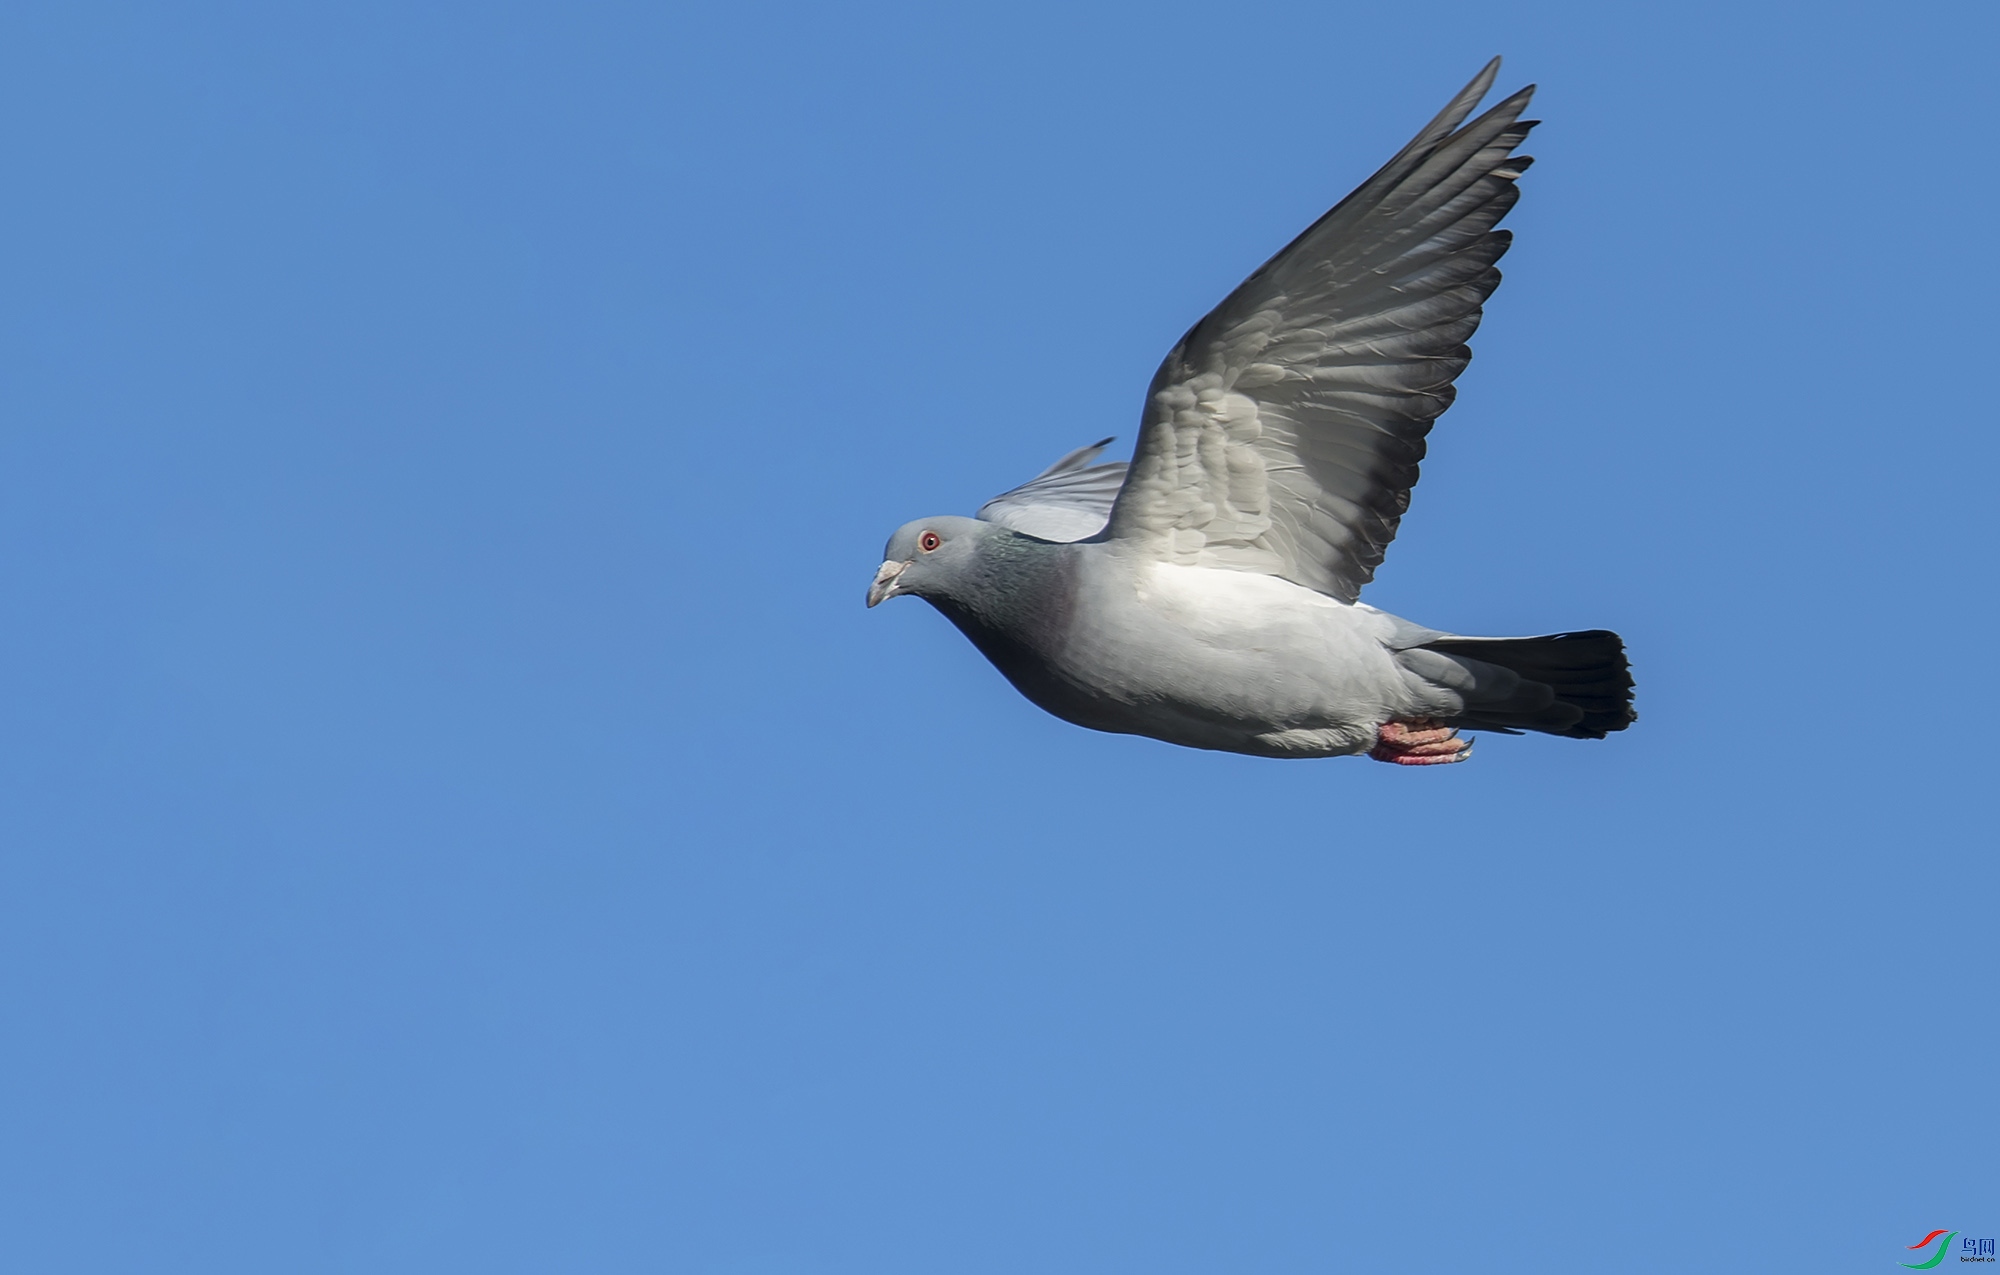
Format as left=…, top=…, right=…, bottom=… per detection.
left=1369, top=718, right=1472, bottom=766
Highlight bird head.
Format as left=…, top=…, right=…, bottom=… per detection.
left=866, top=515, right=993, bottom=607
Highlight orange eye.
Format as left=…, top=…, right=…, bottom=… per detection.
left=918, top=530, right=941, bottom=553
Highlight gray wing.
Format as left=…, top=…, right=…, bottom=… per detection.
left=977, top=437, right=1128, bottom=542
left=1102, top=59, right=1535, bottom=603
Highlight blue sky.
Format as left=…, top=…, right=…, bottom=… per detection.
left=0, top=1, right=1993, bottom=1271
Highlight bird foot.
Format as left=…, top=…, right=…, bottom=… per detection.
left=1369, top=718, right=1472, bottom=766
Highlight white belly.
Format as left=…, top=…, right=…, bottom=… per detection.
left=1050, top=556, right=1429, bottom=756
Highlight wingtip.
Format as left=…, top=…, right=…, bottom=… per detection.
left=1415, top=59, right=1508, bottom=149
left=1465, top=56, right=1502, bottom=98
left=1475, top=59, right=1535, bottom=113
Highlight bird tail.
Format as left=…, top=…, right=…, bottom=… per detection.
left=1413, top=630, right=1636, bottom=739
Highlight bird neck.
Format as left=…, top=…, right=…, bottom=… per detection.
left=930, top=533, right=1074, bottom=653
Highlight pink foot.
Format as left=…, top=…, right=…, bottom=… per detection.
left=1368, top=718, right=1472, bottom=767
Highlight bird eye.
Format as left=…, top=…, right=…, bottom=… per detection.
left=918, top=530, right=941, bottom=552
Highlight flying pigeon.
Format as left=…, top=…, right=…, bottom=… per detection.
left=867, top=59, right=1634, bottom=765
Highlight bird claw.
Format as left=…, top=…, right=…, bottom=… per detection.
left=1369, top=718, right=1472, bottom=766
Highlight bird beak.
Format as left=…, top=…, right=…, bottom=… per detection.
left=866, top=559, right=909, bottom=607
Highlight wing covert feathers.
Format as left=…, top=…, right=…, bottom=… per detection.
left=1104, top=60, right=1536, bottom=602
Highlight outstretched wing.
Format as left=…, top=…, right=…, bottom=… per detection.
left=1103, top=59, right=1535, bottom=603
left=978, top=437, right=1128, bottom=542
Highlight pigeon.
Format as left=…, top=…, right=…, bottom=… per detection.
left=867, top=59, right=1634, bottom=765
